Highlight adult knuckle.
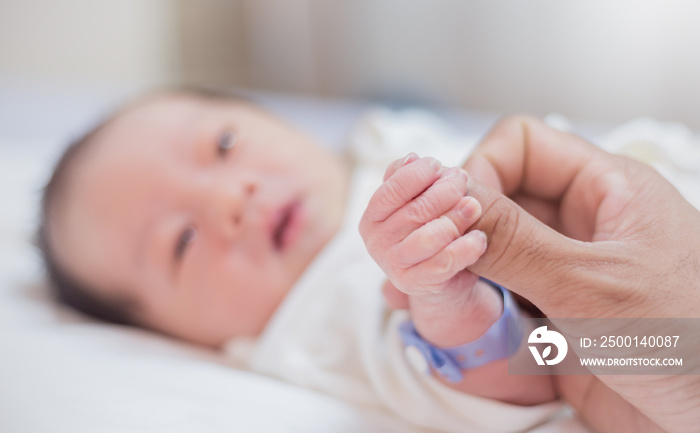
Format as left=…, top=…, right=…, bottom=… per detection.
left=487, top=114, right=540, bottom=147
left=480, top=195, right=538, bottom=277
left=483, top=196, right=520, bottom=248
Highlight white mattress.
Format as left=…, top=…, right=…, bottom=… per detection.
left=2, top=84, right=698, bottom=432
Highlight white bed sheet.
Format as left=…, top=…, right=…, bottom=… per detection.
left=3, top=85, right=699, bottom=433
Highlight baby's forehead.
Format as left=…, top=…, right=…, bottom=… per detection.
left=111, top=94, right=214, bottom=131
left=65, top=92, right=259, bottom=218
left=61, top=97, right=204, bottom=213
left=100, top=93, right=259, bottom=152
left=87, top=94, right=220, bottom=157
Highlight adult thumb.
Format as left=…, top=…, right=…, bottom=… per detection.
left=465, top=178, right=599, bottom=314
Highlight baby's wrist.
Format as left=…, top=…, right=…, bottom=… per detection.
left=411, top=278, right=504, bottom=348
left=400, top=280, right=523, bottom=383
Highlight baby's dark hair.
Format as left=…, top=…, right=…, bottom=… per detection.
left=36, top=86, right=248, bottom=325
left=36, top=115, right=139, bottom=325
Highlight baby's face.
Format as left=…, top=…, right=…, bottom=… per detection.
left=51, top=94, right=348, bottom=346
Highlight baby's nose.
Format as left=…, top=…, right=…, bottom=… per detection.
left=208, top=180, right=257, bottom=239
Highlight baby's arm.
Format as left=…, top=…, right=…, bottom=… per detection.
left=359, top=154, right=555, bottom=406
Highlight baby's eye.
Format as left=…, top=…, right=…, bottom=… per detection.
left=217, top=130, right=236, bottom=158
left=175, top=226, right=197, bottom=261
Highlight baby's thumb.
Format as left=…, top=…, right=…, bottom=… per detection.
left=466, top=179, right=592, bottom=312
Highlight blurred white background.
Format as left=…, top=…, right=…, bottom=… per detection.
left=1, top=0, right=700, bottom=133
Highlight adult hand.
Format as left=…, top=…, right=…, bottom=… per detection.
left=384, top=116, right=700, bottom=432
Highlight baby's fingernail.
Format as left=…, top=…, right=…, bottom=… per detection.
left=443, top=167, right=469, bottom=181
left=464, top=229, right=487, bottom=249
left=401, top=152, right=418, bottom=166
left=428, top=158, right=442, bottom=171
left=458, top=196, right=480, bottom=219
left=475, top=230, right=488, bottom=247
left=443, top=167, right=461, bottom=178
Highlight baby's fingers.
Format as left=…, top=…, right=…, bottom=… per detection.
left=394, top=196, right=481, bottom=267
left=362, top=157, right=443, bottom=225
left=383, top=153, right=419, bottom=182
left=381, top=167, right=470, bottom=243
left=406, top=230, right=488, bottom=293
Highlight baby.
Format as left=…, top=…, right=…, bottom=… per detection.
left=39, top=90, right=559, bottom=432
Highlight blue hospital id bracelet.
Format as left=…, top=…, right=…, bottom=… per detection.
left=398, top=279, right=523, bottom=383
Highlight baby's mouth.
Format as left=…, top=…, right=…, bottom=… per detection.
left=271, top=200, right=302, bottom=251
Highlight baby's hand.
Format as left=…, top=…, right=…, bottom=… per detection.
left=362, top=155, right=556, bottom=404
left=359, top=154, right=486, bottom=299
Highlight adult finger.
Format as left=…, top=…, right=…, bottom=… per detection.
left=464, top=172, right=615, bottom=313
left=555, top=375, right=664, bottom=433
left=460, top=116, right=634, bottom=312
left=463, top=115, right=596, bottom=199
